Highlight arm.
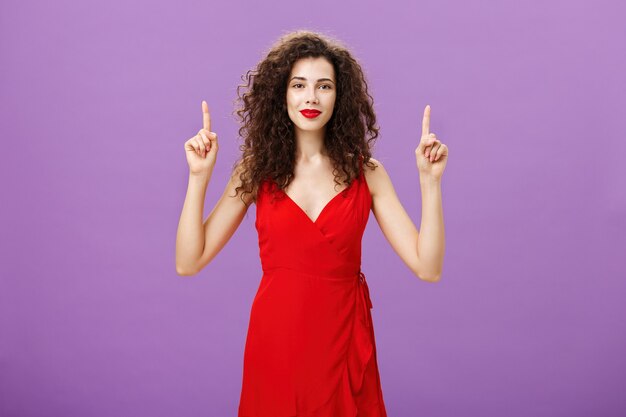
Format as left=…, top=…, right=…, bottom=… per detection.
left=175, top=172, right=211, bottom=275
left=364, top=158, right=445, bottom=282
left=416, top=176, right=445, bottom=281
left=175, top=163, right=251, bottom=276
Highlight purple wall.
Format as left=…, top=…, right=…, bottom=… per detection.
left=2, top=0, right=625, bottom=415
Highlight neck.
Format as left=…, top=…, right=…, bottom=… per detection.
left=293, top=126, right=327, bottom=161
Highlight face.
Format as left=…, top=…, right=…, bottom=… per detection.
left=286, top=56, right=337, bottom=134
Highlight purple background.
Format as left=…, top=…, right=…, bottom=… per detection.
left=2, top=0, right=625, bottom=416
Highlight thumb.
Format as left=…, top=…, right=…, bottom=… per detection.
left=208, top=132, right=218, bottom=148
left=419, top=137, right=434, bottom=151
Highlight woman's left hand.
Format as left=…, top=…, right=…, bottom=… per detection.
left=415, top=105, right=448, bottom=181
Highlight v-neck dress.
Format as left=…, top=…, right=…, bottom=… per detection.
left=237, top=162, right=388, bottom=417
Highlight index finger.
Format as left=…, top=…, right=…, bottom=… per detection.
left=202, top=100, right=211, bottom=131
left=422, top=104, right=430, bottom=137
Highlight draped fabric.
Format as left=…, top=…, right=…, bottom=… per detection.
left=238, top=161, right=387, bottom=417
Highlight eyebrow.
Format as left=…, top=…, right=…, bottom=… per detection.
left=289, top=76, right=335, bottom=84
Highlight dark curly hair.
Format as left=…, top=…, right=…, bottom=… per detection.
left=231, top=30, right=380, bottom=205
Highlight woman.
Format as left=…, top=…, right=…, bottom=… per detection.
left=176, top=30, right=447, bottom=417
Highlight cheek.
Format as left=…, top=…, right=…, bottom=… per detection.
left=286, top=91, right=299, bottom=105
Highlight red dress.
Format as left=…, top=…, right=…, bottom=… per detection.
left=238, top=164, right=388, bottom=417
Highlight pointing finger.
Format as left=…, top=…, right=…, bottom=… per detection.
left=202, top=100, right=211, bottom=131
left=422, top=104, right=430, bottom=137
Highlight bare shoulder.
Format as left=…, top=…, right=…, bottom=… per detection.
left=362, top=157, right=390, bottom=198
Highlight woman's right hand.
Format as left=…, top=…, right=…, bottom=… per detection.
left=184, top=100, right=219, bottom=175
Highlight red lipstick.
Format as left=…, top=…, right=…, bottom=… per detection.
left=300, top=109, right=321, bottom=118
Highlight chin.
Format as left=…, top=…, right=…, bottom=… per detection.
left=297, top=120, right=327, bottom=130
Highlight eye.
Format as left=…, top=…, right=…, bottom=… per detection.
left=291, top=83, right=332, bottom=89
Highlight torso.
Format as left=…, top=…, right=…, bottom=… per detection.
left=283, top=160, right=351, bottom=223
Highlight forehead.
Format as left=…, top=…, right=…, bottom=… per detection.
left=289, top=56, right=335, bottom=79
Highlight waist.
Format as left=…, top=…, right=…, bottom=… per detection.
left=262, top=265, right=362, bottom=281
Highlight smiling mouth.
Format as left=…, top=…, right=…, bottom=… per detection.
left=300, top=110, right=321, bottom=118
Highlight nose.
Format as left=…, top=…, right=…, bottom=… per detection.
left=305, top=88, right=319, bottom=104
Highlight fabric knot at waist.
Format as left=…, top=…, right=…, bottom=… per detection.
left=358, top=269, right=373, bottom=327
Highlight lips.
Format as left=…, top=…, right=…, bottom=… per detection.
left=300, top=109, right=321, bottom=118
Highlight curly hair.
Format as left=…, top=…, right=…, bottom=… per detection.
left=231, top=30, right=380, bottom=205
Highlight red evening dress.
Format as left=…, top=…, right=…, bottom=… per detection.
left=238, top=163, right=388, bottom=417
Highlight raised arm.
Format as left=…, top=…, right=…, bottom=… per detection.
left=175, top=101, right=251, bottom=276
left=364, top=105, right=447, bottom=282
